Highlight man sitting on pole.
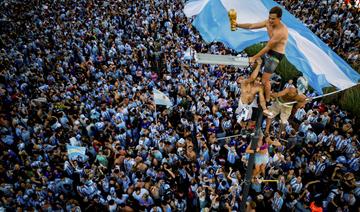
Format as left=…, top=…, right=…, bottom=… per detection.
left=235, top=58, right=272, bottom=123
left=234, top=6, right=289, bottom=106
left=265, top=81, right=307, bottom=136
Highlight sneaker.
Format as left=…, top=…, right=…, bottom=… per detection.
left=263, top=109, right=273, bottom=117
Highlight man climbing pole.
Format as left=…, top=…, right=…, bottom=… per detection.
left=234, top=6, right=289, bottom=105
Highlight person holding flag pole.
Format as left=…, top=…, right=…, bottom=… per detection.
left=153, top=89, right=173, bottom=124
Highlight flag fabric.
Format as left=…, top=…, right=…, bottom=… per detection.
left=183, top=0, right=210, bottom=18
left=184, top=0, right=360, bottom=94
left=66, top=144, right=87, bottom=161
left=153, top=89, right=172, bottom=108
left=183, top=47, right=194, bottom=60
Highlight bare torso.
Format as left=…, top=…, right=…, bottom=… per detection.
left=266, top=21, right=288, bottom=54
left=240, top=83, right=262, bottom=104
left=280, top=87, right=301, bottom=102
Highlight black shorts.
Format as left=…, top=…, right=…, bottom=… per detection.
left=261, top=50, right=284, bottom=74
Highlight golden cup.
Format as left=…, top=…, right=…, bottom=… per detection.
left=228, top=9, right=237, bottom=31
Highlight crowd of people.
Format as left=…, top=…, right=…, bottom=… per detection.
left=275, top=0, right=360, bottom=70
left=0, top=0, right=359, bottom=211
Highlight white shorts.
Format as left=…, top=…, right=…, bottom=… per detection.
left=255, top=152, right=269, bottom=165
left=268, top=98, right=293, bottom=124
left=235, top=99, right=253, bottom=122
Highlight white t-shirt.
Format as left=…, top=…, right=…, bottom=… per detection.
left=109, top=203, right=117, bottom=212
left=132, top=188, right=149, bottom=201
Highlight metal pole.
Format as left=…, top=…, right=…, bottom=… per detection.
left=155, top=103, right=158, bottom=124
left=239, top=109, right=263, bottom=212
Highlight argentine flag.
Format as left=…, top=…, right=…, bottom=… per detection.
left=67, top=144, right=87, bottom=161
left=153, top=89, right=173, bottom=108
left=184, top=0, right=360, bottom=94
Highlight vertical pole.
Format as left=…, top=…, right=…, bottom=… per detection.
left=155, top=103, right=158, bottom=124
left=239, top=109, right=263, bottom=212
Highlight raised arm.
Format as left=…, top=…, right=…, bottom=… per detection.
left=164, top=167, right=176, bottom=179
left=245, top=145, right=259, bottom=154
left=236, top=20, right=267, bottom=29
left=266, top=136, right=282, bottom=147
left=237, top=58, right=262, bottom=84
left=227, top=167, right=233, bottom=180
left=293, top=93, right=307, bottom=111
left=304, top=180, right=320, bottom=188
left=248, top=58, right=263, bottom=82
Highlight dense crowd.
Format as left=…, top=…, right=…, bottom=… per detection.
left=275, top=0, right=360, bottom=70
left=0, top=0, right=359, bottom=212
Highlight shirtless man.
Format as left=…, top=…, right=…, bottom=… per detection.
left=235, top=6, right=288, bottom=104
left=235, top=58, right=271, bottom=123
left=265, top=83, right=307, bottom=136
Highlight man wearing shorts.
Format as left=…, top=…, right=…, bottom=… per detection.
left=235, top=58, right=271, bottom=123
left=265, top=83, right=307, bottom=136
left=235, top=6, right=288, bottom=105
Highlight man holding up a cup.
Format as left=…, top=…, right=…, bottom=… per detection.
left=231, top=7, right=288, bottom=106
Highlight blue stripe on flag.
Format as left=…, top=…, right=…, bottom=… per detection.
left=193, top=0, right=269, bottom=50
left=261, top=0, right=360, bottom=92
left=191, top=0, right=360, bottom=94
left=153, top=89, right=172, bottom=108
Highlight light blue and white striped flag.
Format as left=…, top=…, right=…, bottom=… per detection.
left=184, top=0, right=360, bottom=94
left=153, top=89, right=172, bottom=108
left=66, top=144, right=87, bottom=160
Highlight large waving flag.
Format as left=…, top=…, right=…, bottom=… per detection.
left=184, top=0, right=360, bottom=94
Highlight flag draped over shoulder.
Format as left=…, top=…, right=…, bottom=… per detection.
left=153, top=89, right=172, bottom=108
left=184, top=0, right=360, bottom=94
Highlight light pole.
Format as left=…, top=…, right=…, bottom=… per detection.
left=239, top=109, right=263, bottom=212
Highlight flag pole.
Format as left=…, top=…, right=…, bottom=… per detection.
left=154, top=100, right=158, bottom=125
left=239, top=109, right=263, bottom=212
left=152, top=91, right=158, bottom=125
left=284, top=83, right=360, bottom=105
